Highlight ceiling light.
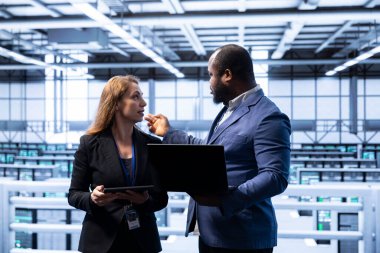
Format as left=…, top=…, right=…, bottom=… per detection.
left=70, top=1, right=184, bottom=78
left=0, top=46, right=47, bottom=66
left=325, top=44, right=380, bottom=76
left=355, top=51, right=374, bottom=61
left=325, top=70, right=336, bottom=76
left=0, top=47, right=92, bottom=79
left=343, top=59, right=358, bottom=67
left=334, top=65, right=347, bottom=72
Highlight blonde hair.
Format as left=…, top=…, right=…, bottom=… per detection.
left=87, top=75, right=139, bottom=135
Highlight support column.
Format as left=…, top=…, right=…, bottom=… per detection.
left=349, top=75, right=358, bottom=134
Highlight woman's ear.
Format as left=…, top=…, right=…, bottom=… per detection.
left=115, top=100, right=122, bottom=111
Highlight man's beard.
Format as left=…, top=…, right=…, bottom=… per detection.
left=212, top=81, right=231, bottom=105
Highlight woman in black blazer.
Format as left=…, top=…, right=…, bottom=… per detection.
left=68, top=75, right=168, bottom=253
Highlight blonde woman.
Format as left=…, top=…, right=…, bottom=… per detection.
left=68, top=75, right=168, bottom=253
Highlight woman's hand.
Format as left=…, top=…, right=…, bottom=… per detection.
left=116, top=190, right=149, bottom=205
left=144, top=113, right=170, bottom=137
left=91, top=185, right=118, bottom=206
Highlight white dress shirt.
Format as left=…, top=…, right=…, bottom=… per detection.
left=215, top=84, right=261, bottom=131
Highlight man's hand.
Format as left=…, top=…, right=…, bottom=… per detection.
left=144, top=113, right=170, bottom=137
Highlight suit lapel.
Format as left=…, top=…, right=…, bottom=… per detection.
left=208, top=89, right=265, bottom=144
left=97, top=129, right=127, bottom=186
left=208, top=106, right=249, bottom=144
left=206, top=106, right=227, bottom=143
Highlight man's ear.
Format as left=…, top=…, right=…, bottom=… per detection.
left=222, top=69, right=232, bottom=85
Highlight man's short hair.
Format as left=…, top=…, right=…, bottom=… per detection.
left=212, top=44, right=256, bottom=84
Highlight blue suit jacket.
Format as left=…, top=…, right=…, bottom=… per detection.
left=163, top=89, right=291, bottom=249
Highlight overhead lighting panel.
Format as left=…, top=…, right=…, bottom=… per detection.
left=70, top=1, right=184, bottom=78
left=325, top=45, right=380, bottom=76
left=0, top=46, right=94, bottom=79
left=0, top=46, right=47, bottom=66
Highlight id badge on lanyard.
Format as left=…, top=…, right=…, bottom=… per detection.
left=114, top=136, right=137, bottom=186
left=113, top=134, right=140, bottom=229
left=125, top=204, right=140, bottom=230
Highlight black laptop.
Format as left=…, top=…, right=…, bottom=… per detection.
left=147, top=144, right=228, bottom=195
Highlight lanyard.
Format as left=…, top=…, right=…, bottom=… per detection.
left=113, top=136, right=136, bottom=186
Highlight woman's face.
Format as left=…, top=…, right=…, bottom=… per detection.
left=117, top=82, right=147, bottom=123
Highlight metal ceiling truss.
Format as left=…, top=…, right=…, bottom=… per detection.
left=0, top=9, right=378, bottom=30
left=0, top=1, right=379, bottom=77
left=162, top=0, right=206, bottom=56
left=1, top=58, right=380, bottom=70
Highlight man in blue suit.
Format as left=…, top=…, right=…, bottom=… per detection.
left=145, top=44, right=291, bottom=253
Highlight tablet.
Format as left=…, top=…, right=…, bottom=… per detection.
left=103, top=185, right=154, bottom=193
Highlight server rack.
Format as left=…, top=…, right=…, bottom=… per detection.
left=297, top=168, right=375, bottom=253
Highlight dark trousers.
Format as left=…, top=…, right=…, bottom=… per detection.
left=199, top=237, right=273, bottom=253
left=107, top=219, right=143, bottom=253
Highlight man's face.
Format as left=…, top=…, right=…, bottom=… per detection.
left=208, top=56, right=230, bottom=105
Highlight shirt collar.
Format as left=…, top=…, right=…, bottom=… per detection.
left=227, top=84, right=261, bottom=110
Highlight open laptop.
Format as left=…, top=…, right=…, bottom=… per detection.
left=147, top=144, right=228, bottom=195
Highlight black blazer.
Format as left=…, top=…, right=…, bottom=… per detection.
left=68, top=127, right=168, bottom=253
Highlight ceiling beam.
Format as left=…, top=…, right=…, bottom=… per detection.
left=29, top=0, right=61, bottom=18
left=181, top=24, right=206, bottom=55
left=326, top=45, right=380, bottom=76
left=0, top=9, right=12, bottom=19
left=238, top=0, right=247, bottom=12
left=2, top=59, right=380, bottom=70
left=315, top=21, right=353, bottom=54
left=103, top=0, right=180, bottom=60
left=364, top=0, right=379, bottom=8
left=1, top=8, right=380, bottom=29
left=109, top=44, right=130, bottom=57
left=0, top=29, right=84, bottom=63
left=333, top=25, right=380, bottom=58
left=0, top=19, right=97, bottom=30
left=238, top=25, right=245, bottom=47
left=0, top=30, right=13, bottom=40
left=0, top=46, right=93, bottom=78
left=121, top=9, right=380, bottom=26
left=0, top=46, right=47, bottom=66
left=298, top=0, right=320, bottom=10
left=271, top=22, right=303, bottom=59
left=130, top=25, right=180, bottom=61
left=162, top=0, right=206, bottom=55
left=272, top=0, right=320, bottom=59
left=69, top=1, right=184, bottom=78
